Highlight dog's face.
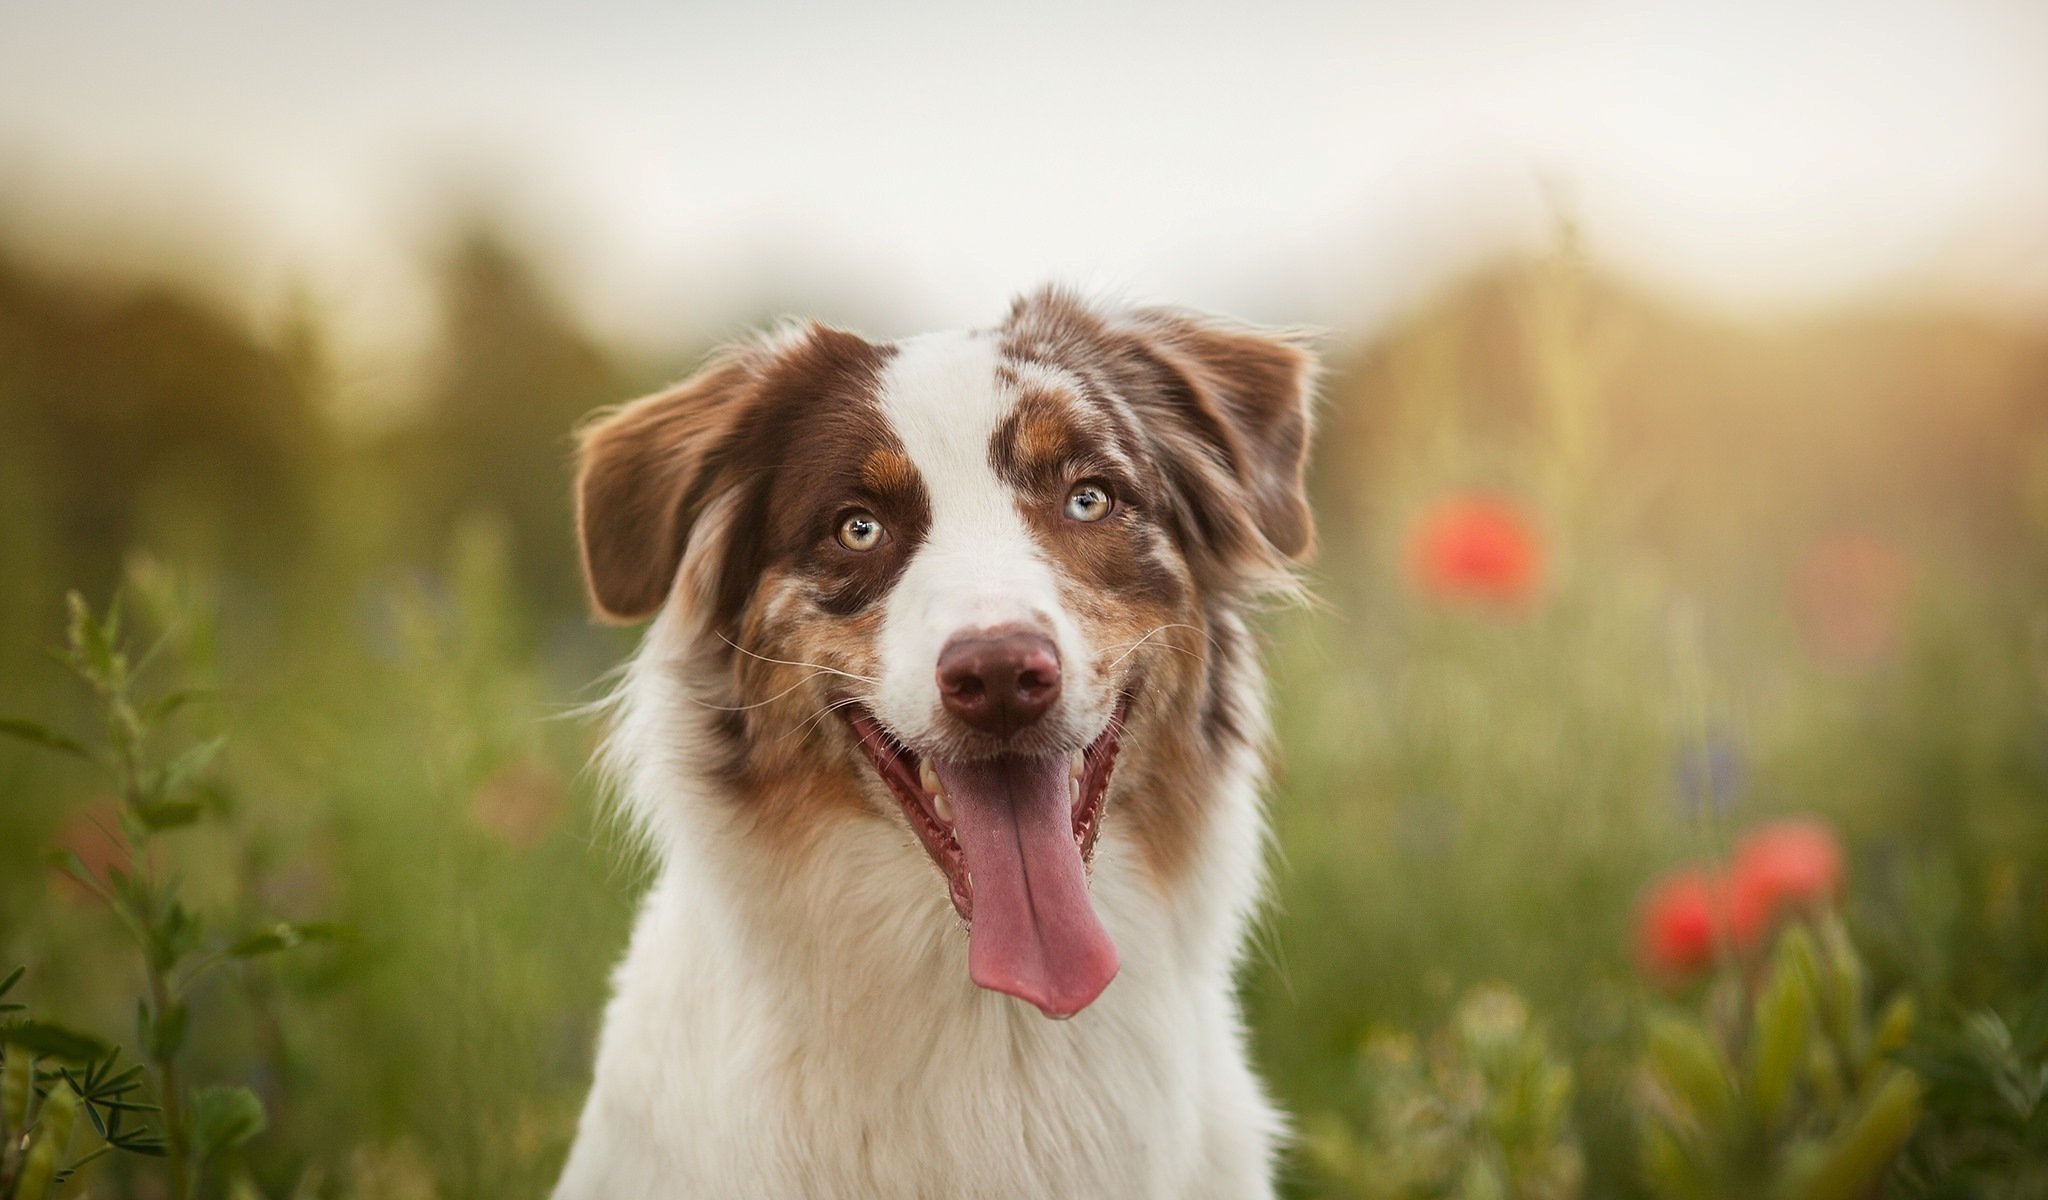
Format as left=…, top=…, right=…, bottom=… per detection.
left=576, top=289, right=1313, bottom=1017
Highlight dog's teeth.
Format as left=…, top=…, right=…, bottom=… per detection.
left=1069, top=775, right=1082, bottom=810
left=917, top=760, right=953, bottom=823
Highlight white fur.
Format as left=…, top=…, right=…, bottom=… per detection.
left=554, top=333, right=1285, bottom=1199
left=870, top=331, right=1112, bottom=755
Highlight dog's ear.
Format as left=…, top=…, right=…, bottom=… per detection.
left=574, top=355, right=757, bottom=623
left=1123, top=308, right=1318, bottom=564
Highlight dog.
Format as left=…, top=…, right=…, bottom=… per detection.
left=553, top=287, right=1316, bottom=1199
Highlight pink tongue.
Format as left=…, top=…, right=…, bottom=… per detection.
left=931, top=755, right=1119, bottom=1018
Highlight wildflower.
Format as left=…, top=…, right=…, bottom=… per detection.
left=1792, top=534, right=1912, bottom=667
left=1406, top=493, right=1544, bottom=611
left=1634, top=818, right=1846, bottom=980
left=1636, top=869, right=1725, bottom=978
left=1673, top=733, right=1745, bottom=821
left=1728, top=819, right=1843, bottom=949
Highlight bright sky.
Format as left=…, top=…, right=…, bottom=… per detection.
left=3, top=0, right=2046, bottom=352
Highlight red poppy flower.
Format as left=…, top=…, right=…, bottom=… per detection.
left=1793, top=534, right=1912, bottom=667
left=1728, top=819, right=1843, bottom=949
left=1407, top=493, right=1544, bottom=611
left=1637, top=868, right=1726, bottom=978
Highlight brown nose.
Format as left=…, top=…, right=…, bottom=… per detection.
left=937, top=629, right=1061, bottom=737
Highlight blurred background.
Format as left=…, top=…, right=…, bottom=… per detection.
left=3, top=1, right=2046, bottom=1196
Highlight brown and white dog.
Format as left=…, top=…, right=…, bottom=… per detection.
left=553, top=288, right=1315, bottom=1199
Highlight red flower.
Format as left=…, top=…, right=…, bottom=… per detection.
left=1407, top=493, right=1544, bottom=611
left=1728, top=819, right=1843, bottom=948
left=1634, top=818, right=1847, bottom=981
left=1793, top=534, right=1913, bottom=667
left=1637, top=869, right=1726, bottom=977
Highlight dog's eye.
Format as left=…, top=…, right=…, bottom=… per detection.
left=1063, top=482, right=1114, bottom=523
left=836, top=510, right=887, bottom=551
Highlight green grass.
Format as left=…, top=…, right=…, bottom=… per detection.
left=3, top=240, right=2046, bottom=1197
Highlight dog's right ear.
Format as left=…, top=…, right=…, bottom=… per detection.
left=574, top=355, right=757, bottom=624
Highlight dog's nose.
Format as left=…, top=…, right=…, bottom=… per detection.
left=937, top=628, right=1061, bottom=737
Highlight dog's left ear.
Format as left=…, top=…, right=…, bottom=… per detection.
left=1121, top=308, right=1319, bottom=575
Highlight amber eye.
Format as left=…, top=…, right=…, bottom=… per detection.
left=836, top=510, right=886, bottom=551
left=1064, top=482, right=1113, bottom=523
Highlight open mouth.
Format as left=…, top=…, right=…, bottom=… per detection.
left=842, top=698, right=1126, bottom=1018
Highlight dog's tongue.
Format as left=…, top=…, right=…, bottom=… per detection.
left=931, top=755, right=1119, bottom=1018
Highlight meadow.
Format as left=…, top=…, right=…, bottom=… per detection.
left=2, top=224, right=2045, bottom=1198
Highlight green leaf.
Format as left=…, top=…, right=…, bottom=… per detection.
left=0, top=964, right=23, bottom=999
left=152, top=735, right=226, bottom=805
left=0, top=717, right=92, bottom=761
left=1646, top=1012, right=1738, bottom=1136
left=1640, top=1123, right=1714, bottom=1200
left=189, top=1085, right=266, bottom=1163
left=0, top=1021, right=113, bottom=1062
left=227, top=921, right=354, bottom=958
left=4, top=1042, right=35, bottom=1127
left=1816, top=915, right=1869, bottom=1067
left=1868, top=994, right=1916, bottom=1069
left=64, top=591, right=124, bottom=686
left=1750, top=927, right=1817, bottom=1128
left=42, top=848, right=113, bottom=905
left=1794, top=1068, right=1924, bottom=1200
left=132, top=799, right=203, bottom=832
left=110, top=1128, right=169, bottom=1156
left=141, top=688, right=220, bottom=724
left=2012, top=981, right=2048, bottom=1055
left=149, top=901, right=203, bottom=972
left=1807, top=1041, right=1847, bottom=1114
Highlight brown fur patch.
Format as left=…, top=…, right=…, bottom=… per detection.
left=574, top=323, right=923, bottom=849
left=1010, top=394, right=1076, bottom=471
left=997, top=286, right=1318, bottom=592
left=720, top=568, right=886, bottom=845
left=990, top=388, right=1186, bottom=612
left=989, top=289, right=1317, bottom=884
left=575, top=356, right=757, bottom=622
left=860, top=448, right=919, bottom=497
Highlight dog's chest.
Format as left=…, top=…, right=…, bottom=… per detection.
left=763, top=1005, right=1203, bottom=1196
left=574, top=860, right=1225, bottom=1198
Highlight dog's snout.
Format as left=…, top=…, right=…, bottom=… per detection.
left=936, top=628, right=1061, bottom=737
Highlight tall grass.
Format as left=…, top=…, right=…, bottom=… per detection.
left=2, top=229, right=2046, bottom=1196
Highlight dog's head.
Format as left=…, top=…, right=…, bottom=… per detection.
left=576, top=288, right=1314, bottom=1017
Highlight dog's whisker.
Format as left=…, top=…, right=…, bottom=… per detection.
left=1100, top=640, right=1207, bottom=669
left=681, top=670, right=847, bottom=713
left=789, top=694, right=869, bottom=742
left=1102, top=621, right=1217, bottom=652
left=716, top=632, right=878, bottom=684
left=1101, top=623, right=1211, bottom=673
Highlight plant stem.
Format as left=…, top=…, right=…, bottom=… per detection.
left=146, top=938, right=191, bottom=1200
left=108, top=660, right=191, bottom=1200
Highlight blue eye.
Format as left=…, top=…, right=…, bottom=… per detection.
left=837, top=511, right=885, bottom=551
left=1064, top=483, right=1113, bottom=523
